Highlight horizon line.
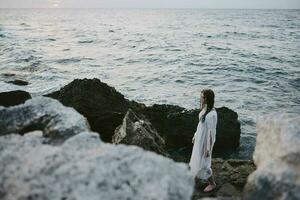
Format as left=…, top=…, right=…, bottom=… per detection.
left=0, top=7, right=299, bottom=10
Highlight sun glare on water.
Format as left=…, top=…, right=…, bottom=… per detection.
left=50, top=0, right=61, bottom=8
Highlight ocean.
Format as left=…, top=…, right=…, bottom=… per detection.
left=0, top=9, right=299, bottom=159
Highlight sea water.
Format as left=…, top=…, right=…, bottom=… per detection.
left=0, top=9, right=299, bottom=159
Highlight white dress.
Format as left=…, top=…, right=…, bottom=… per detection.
left=188, top=105, right=218, bottom=180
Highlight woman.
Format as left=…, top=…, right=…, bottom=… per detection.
left=188, top=89, right=218, bottom=192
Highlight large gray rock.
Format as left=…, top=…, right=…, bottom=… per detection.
left=0, top=132, right=194, bottom=200
left=112, top=108, right=168, bottom=156
left=0, top=97, right=90, bottom=143
left=244, top=113, right=300, bottom=200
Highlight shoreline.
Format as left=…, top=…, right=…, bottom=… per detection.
left=0, top=77, right=255, bottom=160
left=1, top=79, right=299, bottom=199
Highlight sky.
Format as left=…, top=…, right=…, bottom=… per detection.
left=0, top=0, right=299, bottom=9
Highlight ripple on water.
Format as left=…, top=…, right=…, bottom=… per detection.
left=19, top=22, right=30, bottom=27
left=207, top=46, right=231, bottom=51
left=46, top=38, right=56, bottom=42
left=78, top=40, right=94, bottom=44
left=55, top=57, right=94, bottom=64
left=289, top=77, right=300, bottom=89
left=1, top=9, right=299, bottom=160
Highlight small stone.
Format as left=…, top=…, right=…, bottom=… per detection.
left=0, top=90, right=31, bottom=107
left=7, top=79, right=29, bottom=86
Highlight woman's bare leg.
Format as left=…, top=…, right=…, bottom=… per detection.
left=208, top=174, right=216, bottom=186
left=203, top=174, right=216, bottom=192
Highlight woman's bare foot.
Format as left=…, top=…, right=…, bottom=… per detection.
left=203, top=183, right=216, bottom=192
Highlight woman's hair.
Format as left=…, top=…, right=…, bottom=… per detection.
left=200, top=89, right=215, bottom=123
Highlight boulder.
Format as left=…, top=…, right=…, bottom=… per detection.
left=45, top=78, right=241, bottom=158
left=112, top=108, right=168, bottom=156
left=199, top=197, right=240, bottom=200
left=0, top=90, right=31, bottom=107
left=139, top=105, right=241, bottom=158
left=45, top=78, right=145, bottom=142
left=243, top=113, right=300, bottom=200
left=0, top=97, right=90, bottom=143
left=214, top=107, right=241, bottom=151
left=0, top=131, right=194, bottom=200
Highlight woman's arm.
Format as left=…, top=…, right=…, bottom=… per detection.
left=205, top=130, right=212, bottom=157
left=205, top=114, right=215, bottom=157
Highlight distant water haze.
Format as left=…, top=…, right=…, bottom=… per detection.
left=0, top=0, right=300, bottom=9
left=0, top=9, right=299, bottom=158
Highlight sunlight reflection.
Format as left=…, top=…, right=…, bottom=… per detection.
left=50, top=0, right=61, bottom=8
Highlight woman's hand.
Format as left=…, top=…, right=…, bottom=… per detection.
left=192, top=137, right=195, bottom=144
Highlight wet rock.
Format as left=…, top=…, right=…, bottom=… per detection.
left=45, top=78, right=145, bottom=142
left=2, top=73, right=16, bottom=77
left=112, top=108, right=168, bottom=156
left=244, top=113, right=300, bottom=200
left=0, top=97, right=90, bottom=143
left=6, top=79, right=29, bottom=86
left=0, top=90, right=31, bottom=107
left=0, top=132, right=194, bottom=200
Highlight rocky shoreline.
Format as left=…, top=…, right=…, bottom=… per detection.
left=0, top=78, right=299, bottom=200
left=44, top=78, right=241, bottom=160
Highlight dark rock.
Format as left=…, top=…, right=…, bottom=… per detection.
left=45, top=78, right=241, bottom=158
left=217, top=183, right=241, bottom=197
left=192, top=158, right=256, bottom=199
left=2, top=73, right=16, bottom=77
left=199, top=198, right=240, bottom=200
left=0, top=97, right=90, bottom=143
left=0, top=90, right=31, bottom=107
left=214, top=107, right=241, bottom=151
left=45, top=78, right=145, bottom=142
left=112, top=108, right=168, bottom=156
left=139, top=104, right=196, bottom=150
left=6, top=79, right=29, bottom=86
left=139, top=105, right=241, bottom=159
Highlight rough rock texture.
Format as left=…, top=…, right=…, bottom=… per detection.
left=192, top=159, right=255, bottom=199
left=0, top=97, right=90, bottom=142
left=46, top=78, right=241, bottom=158
left=0, top=132, right=194, bottom=200
left=112, top=108, right=168, bottom=156
left=139, top=105, right=241, bottom=155
left=200, top=198, right=240, bottom=200
left=45, top=78, right=145, bottom=142
left=244, top=113, right=300, bottom=200
left=0, top=90, right=31, bottom=107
